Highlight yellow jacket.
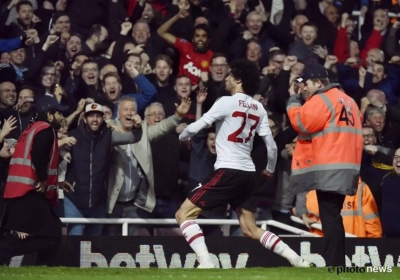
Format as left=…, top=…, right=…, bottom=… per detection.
left=300, top=179, right=382, bottom=237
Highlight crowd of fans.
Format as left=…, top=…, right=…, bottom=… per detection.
left=0, top=0, right=400, bottom=238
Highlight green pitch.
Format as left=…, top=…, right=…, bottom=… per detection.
left=1, top=267, right=400, bottom=280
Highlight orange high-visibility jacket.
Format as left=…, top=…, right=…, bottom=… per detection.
left=303, top=179, right=382, bottom=237
left=286, top=84, right=364, bottom=196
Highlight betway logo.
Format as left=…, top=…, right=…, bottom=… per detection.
left=300, top=242, right=399, bottom=267
left=80, top=242, right=248, bottom=268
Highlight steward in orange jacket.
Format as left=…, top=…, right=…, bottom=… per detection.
left=295, top=179, right=382, bottom=238
left=286, top=64, right=364, bottom=267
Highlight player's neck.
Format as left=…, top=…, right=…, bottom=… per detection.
left=231, top=86, right=244, bottom=95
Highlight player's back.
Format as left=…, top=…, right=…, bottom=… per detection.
left=214, top=93, right=267, bottom=172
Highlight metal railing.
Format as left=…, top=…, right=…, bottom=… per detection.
left=60, top=218, right=320, bottom=237
left=291, top=216, right=357, bottom=238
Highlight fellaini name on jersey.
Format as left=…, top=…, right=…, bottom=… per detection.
left=239, top=100, right=258, bottom=110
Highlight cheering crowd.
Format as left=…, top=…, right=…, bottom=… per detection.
left=0, top=0, right=400, bottom=239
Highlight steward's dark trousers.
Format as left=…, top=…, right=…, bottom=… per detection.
left=316, top=190, right=346, bottom=267
left=0, top=234, right=60, bottom=266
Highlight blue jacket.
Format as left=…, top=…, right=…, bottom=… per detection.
left=0, top=38, right=21, bottom=53
left=112, top=74, right=157, bottom=118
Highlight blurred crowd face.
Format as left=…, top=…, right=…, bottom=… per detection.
left=66, top=35, right=82, bottom=58
left=372, top=64, right=385, bottom=84
left=142, top=3, right=154, bottom=21
left=146, top=104, right=165, bottom=125
left=366, top=112, right=385, bottom=133
left=300, top=25, right=317, bottom=46
left=103, top=105, right=113, bottom=121
left=81, top=62, right=99, bottom=86
left=48, top=111, right=65, bottom=130
left=207, top=132, right=216, bottom=154
left=100, top=64, right=118, bottom=80
left=41, top=66, right=56, bottom=88
left=210, top=56, right=229, bottom=82
left=292, top=15, right=308, bottom=39
left=374, top=9, right=389, bottom=30
left=56, top=0, right=68, bottom=11
left=349, top=41, right=359, bottom=58
left=394, top=149, right=400, bottom=175
left=246, top=13, right=263, bottom=35
left=367, top=49, right=384, bottom=65
left=0, top=52, right=10, bottom=64
left=18, top=3, right=33, bottom=25
left=175, top=76, right=191, bottom=98
left=154, top=59, right=172, bottom=83
left=225, top=72, right=237, bottom=94
left=193, top=28, right=209, bottom=53
left=85, top=112, right=104, bottom=132
left=0, top=82, right=17, bottom=108
left=132, top=22, right=150, bottom=45
left=118, top=100, right=137, bottom=131
left=291, top=62, right=304, bottom=77
left=126, top=55, right=141, bottom=72
left=362, top=127, right=376, bottom=145
left=10, top=48, right=26, bottom=67
left=18, top=88, right=34, bottom=114
left=269, top=53, right=286, bottom=75
left=246, top=41, right=262, bottom=63
left=103, top=76, right=122, bottom=103
left=269, top=119, right=279, bottom=137
left=303, top=80, right=320, bottom=99
left=53, top=15, right=70, bottom=33
left=231, top=0, right=245, bottom=20
left=324, top=5, right=339, bottom=25
left=346, top=19, right=355, bottom=36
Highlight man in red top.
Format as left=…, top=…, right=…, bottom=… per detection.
left=157, top=5, right=214, bottom=85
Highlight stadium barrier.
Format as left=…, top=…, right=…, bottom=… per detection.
left=6, top=236, right=400, bottom=268
left=60, top=218, right=319, bottom=237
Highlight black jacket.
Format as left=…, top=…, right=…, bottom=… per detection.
left=65, top=122, right=112, bottom=208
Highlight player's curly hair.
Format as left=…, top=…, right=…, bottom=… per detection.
left=229, top=59, right=260, bottom=96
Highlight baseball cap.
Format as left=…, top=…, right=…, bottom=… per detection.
left=299, top=64, right=328, bottom=82
left=85, top=103, right=104, bottom=116
left=35, top=96, right=69, bottom=114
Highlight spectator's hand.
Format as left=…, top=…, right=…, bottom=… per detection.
left=312, top=45, right=328, bottom=59
left=253, top=94, right=263, bottom=102
left=8, top=0, right=21, bottom=10
left=283, top=55, right=297, bottom=71
left=392, top=21, right=400, bottom=30
left=62, top=137, right=77, bottom=146
left=360, top=97, right=370, bottom=111
left=176, top=123, right=188, bottom=134
left=324, top=55, right=338, bottom=69
left=32, top=14, right=41, bottom=24
left=344, top=57, right=357, bottom=66
left=262, top=65, right=275, bottom=75
left=132, top=114, right=142, bottom=128
left=43, top=35, right=59, bottom=51
left=288, top=83, right=300, bottom=96
left=200, top=71, right=208, bottom=83
left=70, top=61, right=82, bottom=77
left=243, top=30, right=253, bottom=40
left=60, top=181, right=74, bottom=193
left=177, top=1, right=190, bottom=18
left=196, top=87, right=207, bottom=104
left=364, top=145, right=378, bottom=155
left=75, top=99, right=86, bottom=114
left=55, top=61, right=64, bottom=70
left=360, top=6, right=368, bottom=19
left=140, top=52, right=150, bottom=70
left=125, top=61, right=140, bottom=78
left=43, top=1, right=55, bottom=10
left=285, top=143, right=294, bottom=157
left=359, top=66, right=367, bottom=78
left=262, top=169, right=273, bottom=178
left=340, top=12, right=349, bottom=27
left=175, top=96, right=192, bottom=117
left=389, top=56, right=400, bottom=64
left=369, top=97, right=384, bottom=109
left=63, top=152, right=72, bottom=163
left=26, top=29, right=39, bottom=44
left=15, top=231, right=29, bottom=239
left=61, top=32, right=70, bottom=44
left=302, top=214, right=317, bottom=229
left=53, top=84, right=65, bottom=102
left=128, top=44, right=145, bottom=55
left=34, top=181, right=46, bottom=192
left=121, top=21, right=133, bottom=36
left=107, top=122, right=124, bottom=132
left=255, top=0, right=268, bottom=22
left=13, top=97, right=33, bottom=111
left=0, top=116, right=17, bottom=140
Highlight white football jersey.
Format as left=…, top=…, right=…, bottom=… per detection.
left=202, top=93, right=272, bottom=172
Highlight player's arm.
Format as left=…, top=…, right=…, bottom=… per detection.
left=286, top=94, right=327, bottom=134
left=179, top=97, right=227, bottom=141
left=257, top=112, right=278, bottom=173
left=157, top=8, right=188, bottom=45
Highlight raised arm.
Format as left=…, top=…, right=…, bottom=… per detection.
left=157, top=6, right=189, bottom=45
